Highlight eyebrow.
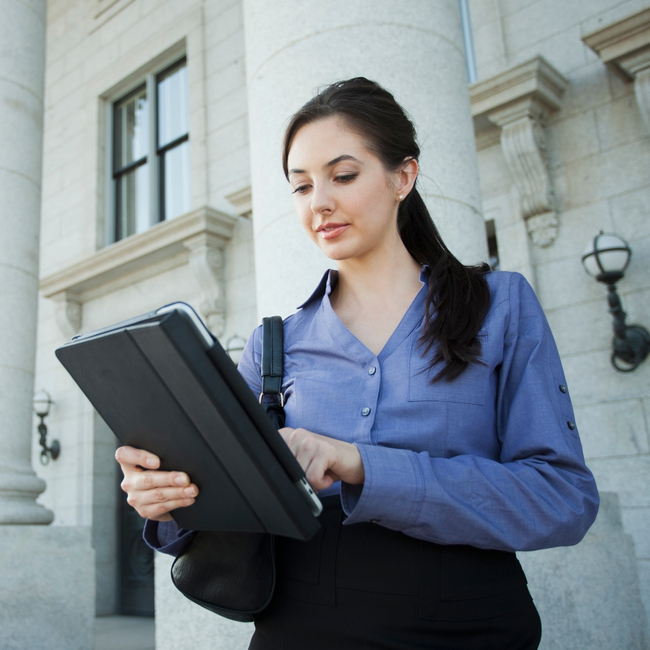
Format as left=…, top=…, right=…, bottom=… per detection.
left=289, top=154, right=361, bottom=176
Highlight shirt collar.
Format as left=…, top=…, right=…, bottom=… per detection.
left=297, top=265, right=430, bottom=310
left=296, top=269, right=338, bottom=309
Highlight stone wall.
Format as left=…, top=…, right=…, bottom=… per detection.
left=469, top=0, right=650, bottom=625
left=36, top=0, right=257, bottom=615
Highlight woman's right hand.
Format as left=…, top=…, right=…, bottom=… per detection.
left=115, top=445, right=199, bottom=522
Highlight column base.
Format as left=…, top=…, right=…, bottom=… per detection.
left=0, top=469, right=54, bottom=524
left=0, top=526, right=95, bottom=650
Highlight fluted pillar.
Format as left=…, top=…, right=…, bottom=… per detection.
left=0, top=0, right=52, bottom=523
left=244, top=0, right=488, bottom=317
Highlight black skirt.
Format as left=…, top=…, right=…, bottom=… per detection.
left=249, top=496, right=541, bottom=650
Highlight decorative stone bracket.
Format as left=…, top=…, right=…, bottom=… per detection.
left=40, top=206, right=237, bottom=339
left=583, top=8, right=650, bottom=135
left=470, top=57, right=567, bottom=247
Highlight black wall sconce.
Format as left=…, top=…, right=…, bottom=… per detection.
left=225, top=334, right=247, bottom=367
left=33, top=389, right=60, bottom=465
left=582, top=232, right=650, bottom=372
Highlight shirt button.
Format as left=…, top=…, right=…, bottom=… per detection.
left=361, top=407, right=371, bottom=417
left=567, top=420, right=576, bottom=430
left=559, top=384, right=567, bottom=394
left=368, top=366, right=377, bottom=376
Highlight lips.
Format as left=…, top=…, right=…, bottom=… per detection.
left=317, top=223, right=350, bottom=240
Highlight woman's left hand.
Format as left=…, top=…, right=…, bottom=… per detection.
left=279, top=427, right=365, bottom=492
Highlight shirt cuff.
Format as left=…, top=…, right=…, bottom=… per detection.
left=143, top=519, right=196, bottom=556
left=340, top=444, right=424, bottom=530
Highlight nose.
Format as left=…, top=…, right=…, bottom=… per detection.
left=310, top=182, right=334, bottom=216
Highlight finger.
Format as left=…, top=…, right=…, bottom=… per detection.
left=137, top=496, right=196, bottom=521
left=128, top=484, right=198, bottom=507
left=115, top=446, right=160, bottom=470
left=131, top=471, right=193, bottom=491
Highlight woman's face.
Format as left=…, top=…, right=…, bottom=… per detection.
left=287, top=117, right=407, bottom=265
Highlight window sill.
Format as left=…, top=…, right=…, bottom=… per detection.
left=40, top=206, right=238, bottom=338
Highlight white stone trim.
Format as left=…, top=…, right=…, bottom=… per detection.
left=583, top=8, right=650, bottom=134
left=41, top=206, right=237, bottom=336
left=225, top=186, right=252, bottom=218
left=470, top=57, right=567, bottom=248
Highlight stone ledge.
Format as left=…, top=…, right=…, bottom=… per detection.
left=470, top=56, right=568, bottom=131
left=582, top=8, right=650, bottom=77
left=40, top=206, right=237, bottom=300
left=40, top=206, right=238, bottom=337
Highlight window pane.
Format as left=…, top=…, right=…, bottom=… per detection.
left=157, top=63, right=188, bottom=148
left=163, top=141, right=190, bottom=220
left=118, top=163, right=149, bottom=238
left=115, top=87, right=148, bottom=170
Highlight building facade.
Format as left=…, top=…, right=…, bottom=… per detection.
left=1, top=0, right=649, bottom=648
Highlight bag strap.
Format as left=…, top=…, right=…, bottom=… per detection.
left=261, top=316, right=284, bottom=403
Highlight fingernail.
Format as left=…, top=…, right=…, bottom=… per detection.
left=184, top=487, right=197, bottom=497
left=174, top=475, right=188, bottom=486
left=145, top=457, right=157, bottom=468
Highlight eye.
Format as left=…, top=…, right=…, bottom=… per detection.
left=335, top=173, right=358, bottom=184
left=292, top=184, right=311, bottom=195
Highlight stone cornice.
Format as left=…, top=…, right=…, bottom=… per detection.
left=225, top=186, right=252, bottom=218
left=40, top=206, right=237, bottom=300
left=470, top=56, right=568, bottom=127
left=582, top=8, right=650, bottom=78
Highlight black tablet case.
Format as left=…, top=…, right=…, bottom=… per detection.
left=55, top=308, right=320, bottom=540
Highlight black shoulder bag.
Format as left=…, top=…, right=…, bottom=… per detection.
left=170, top=316, right=284, bottom=622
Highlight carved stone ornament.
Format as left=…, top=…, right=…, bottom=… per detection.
left=53, top=293, right=82, bottom=339
left=583, top=8, right=650, bottom=135
left=40, top=206, right=238, bottom=339
left=185, top=236, right=228, bottom=337
left=470, top=57, right=567, bottom=248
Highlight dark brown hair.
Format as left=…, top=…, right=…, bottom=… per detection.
left=282, top=77, right=490, bottom=382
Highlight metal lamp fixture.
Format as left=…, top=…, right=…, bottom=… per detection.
left=33, top=389, right=60, bottom=465
left=581, top=232, right=650, bottom=372
left=225, top=334, right=247, bottom=366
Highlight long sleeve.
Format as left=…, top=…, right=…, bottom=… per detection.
left=340, top=273, right=599, bottom=552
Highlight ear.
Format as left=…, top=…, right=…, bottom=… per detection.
left=395, top=158, right=418, bottom=200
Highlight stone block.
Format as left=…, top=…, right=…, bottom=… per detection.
left=0, top=526, right=95, bottom=650
left=574, top=398, right=649, bottom=459
left=206, top=30, right=246, bottom=78
left=509, top=25, right=588, bottom=76
left=546, top=111, right=600, bottom=169
left=609, top=186, right=650, bottom=242
left=622, top=506, right=650, bottom=559
left=561, top=62, right=612, bottom=119
left=638, top=559, right=650, bottom=627
left=587, top=456, right=650, bottom=507
left=563, top=140, right=650, bottom=210
left=205, top=60, right=246, bottom=106
left=546, top=300, right=611, bottom=358
left=534, top=199, right=614, bottom=267
left=208, top=116, right=248, bottom=158
left=519, top=493, right=649, bottom=650
left=205, top=1, right=243, bottom=47
left=595, top=94, right=647, bottom=150
left=473, top=21, right=507, bottom=69
left=210, top=85, right=248, bottom=130
left=154, top=552, right=254, bottom=650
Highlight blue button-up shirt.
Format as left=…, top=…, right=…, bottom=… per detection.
left=146, top=268, right=598, bottom=555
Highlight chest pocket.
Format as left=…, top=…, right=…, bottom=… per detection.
left=408, top=334, right=489, bottom=406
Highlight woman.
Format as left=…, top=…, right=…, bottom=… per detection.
left=117, top=78, right=599, bottom=649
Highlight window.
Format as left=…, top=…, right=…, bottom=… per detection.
left=111, top=58, right=190, bottom=242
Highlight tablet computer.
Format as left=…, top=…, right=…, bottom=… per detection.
left=55, top=303, right=322, bottom=540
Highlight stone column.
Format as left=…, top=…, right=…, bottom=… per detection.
left=0, top=3, right=95, bottom=648
left=0, top=0, right=52, bottom=524
left=243, top=0, right=488, bottom=317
